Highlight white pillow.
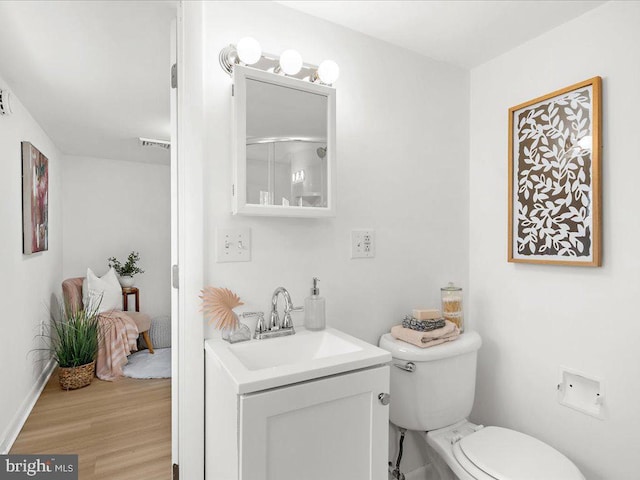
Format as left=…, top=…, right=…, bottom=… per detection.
left=83, top=267, right=122, bottom=314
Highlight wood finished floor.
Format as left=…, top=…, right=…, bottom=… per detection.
left=11, top=370, right=171, bottom=480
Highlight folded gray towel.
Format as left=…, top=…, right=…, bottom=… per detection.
left=402, top=315, right=446, bottom=332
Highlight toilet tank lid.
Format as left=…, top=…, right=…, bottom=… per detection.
left=378, top=330, right=481, bottom=362
left=459, top=427, right=585, bottom=480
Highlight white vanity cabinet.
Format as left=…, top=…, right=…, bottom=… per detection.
left=239, top=366, right=389, bottom=480
left=205, top=330, right=391, bottom=480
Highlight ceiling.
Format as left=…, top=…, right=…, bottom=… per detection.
left=0, top=1, right=606, bottom=165
left=0, top=1, right=175, bottom=164
left=278, top=1, right=606, bottom=68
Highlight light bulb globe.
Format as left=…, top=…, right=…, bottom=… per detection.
left=236, top=37, right=262, bottom=65
left=279, top=49, right=303, bottom=75
left=317, top=60, right=339, bottom=84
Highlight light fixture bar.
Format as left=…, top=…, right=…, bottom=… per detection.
left=218, top=45, right=238, bottom=75
left=219, top=40, right=339, bottom=85
left=220, top=47, right=319, bottom=79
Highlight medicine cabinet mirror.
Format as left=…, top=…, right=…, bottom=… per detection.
left=232, top=65, right=336, bottom=217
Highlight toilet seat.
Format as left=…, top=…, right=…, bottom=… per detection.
left=453, top=427, right=585, bottom=480
left=451, top=442, right=497, bottom=479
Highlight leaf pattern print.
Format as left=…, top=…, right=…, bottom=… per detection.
left=513, top=86, right=593, bottom=258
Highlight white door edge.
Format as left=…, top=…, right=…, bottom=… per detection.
left=175, top=2, right=205, bottom=478
left=170, top=10, right=179, bottom=469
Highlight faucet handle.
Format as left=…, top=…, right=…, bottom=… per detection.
left=281, top=313, right=293, bottom=329
left=281, top=306, right=303, bottom=329
left=269, top=310, right=280, bottom=331
left=242, top=311, right=267, bottom=334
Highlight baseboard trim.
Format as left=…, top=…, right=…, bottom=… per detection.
left=0, top=357, right=56, bottom=454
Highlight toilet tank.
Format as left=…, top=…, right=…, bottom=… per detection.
left=379, top=331, right=482, bottom=431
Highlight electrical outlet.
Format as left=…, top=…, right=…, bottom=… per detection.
left=216, top=227, right=251, bottom=262
left=351, top=230, right=375, bottom=259
left=39, top=319, right=45, bottom=336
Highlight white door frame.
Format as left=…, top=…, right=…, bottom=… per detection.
left=173, top=1, right=205, bottom=478
left=170, top=12, right=179, bottom=472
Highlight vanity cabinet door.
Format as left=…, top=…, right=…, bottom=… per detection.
left=239, top=366, right=389, bottom=480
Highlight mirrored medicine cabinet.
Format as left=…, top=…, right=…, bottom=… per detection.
left=231, top=65, right=336, bottom=217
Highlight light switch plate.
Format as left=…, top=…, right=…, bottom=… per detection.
left=216, top=227, right=251, bottom=262
left=351, top=230, right=375, bottom=259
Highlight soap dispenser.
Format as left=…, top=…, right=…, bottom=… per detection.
left=304, top=277, right=326, bottom=331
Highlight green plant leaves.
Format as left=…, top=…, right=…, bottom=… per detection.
left=107, top=251, right=144, bottom=277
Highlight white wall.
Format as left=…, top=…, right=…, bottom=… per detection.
left=203, top=1, right=469, bottom=342
left=469, top=3, right=640, bottom=479
left=198, top=1, right=469, bottom=474
left=61, top=155, right=171, bottom=318
left=0, top=76, right=62, bottom=452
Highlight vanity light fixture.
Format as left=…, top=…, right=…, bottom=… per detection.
left=278, top=49, right=303, bottom=75
left=291, top=170, right=306, bottom=184
left=219, top=36, right=263, bottom=74
left=236, top=37, right=262, bottom=65
left=219, top=38, right=339, bottom=85
left=315, top=60, right=340, bottom=85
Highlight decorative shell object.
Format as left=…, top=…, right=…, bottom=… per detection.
left=200, top=286, right=244, bottom=329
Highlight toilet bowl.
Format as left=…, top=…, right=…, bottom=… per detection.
left=379, top=331, right=585, bottom=480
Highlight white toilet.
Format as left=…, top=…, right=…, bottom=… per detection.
left=379, top=330, right=585, bottom=480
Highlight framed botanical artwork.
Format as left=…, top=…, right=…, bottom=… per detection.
left=508, top=77, right=602, bottom=266
left=22, top=141, right=49, bottom=254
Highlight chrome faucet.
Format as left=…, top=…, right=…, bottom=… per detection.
left=253, top=287, right=303, bottom=340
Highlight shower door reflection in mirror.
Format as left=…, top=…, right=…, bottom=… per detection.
left=246, top=138, right=327, bottom=208
left=232, top=66, right=336, bottom=217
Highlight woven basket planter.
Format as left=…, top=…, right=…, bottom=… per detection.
left=58, top=361, right=95, bottom=390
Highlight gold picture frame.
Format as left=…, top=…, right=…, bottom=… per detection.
left=508, top=77, right=602, bottom=266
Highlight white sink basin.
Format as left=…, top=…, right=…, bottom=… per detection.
left=205, top=327, right=391, bottom=394
left=229, top=329, right=362, bottom=370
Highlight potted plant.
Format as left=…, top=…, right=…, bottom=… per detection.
left=108, top=251, right=145, bottom=287
left=52, top=302, right=101, bottom=390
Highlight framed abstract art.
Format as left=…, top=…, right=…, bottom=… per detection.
left=22, top=141, right=49, bottom=254
left=508, top=77, right=602, bottom=266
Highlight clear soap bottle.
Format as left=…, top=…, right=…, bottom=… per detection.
left=304, top=277, right=326, bottom=331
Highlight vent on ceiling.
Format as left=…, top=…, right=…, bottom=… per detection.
left=0, top=89, right=12, bottom=116
left=139, top=137, right=171, bottom=150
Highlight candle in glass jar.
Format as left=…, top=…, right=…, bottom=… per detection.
left=441, top=282, right=464, bottom=332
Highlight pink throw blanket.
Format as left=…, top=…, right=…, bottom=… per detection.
left=96, top=311, right=139, bottom=381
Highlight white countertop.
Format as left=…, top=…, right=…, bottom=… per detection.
left=205, top=327, right=391, bottom=394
